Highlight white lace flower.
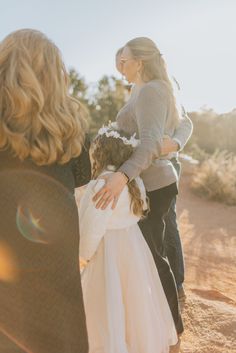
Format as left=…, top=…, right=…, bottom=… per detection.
left=97, top=123, right=140, bottom=148
left=106, top=164, right=117, bottom=171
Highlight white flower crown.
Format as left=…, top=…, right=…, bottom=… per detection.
left=97, top=122, right=140, bottom=148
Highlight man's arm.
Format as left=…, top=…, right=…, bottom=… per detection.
left=172, top=112, right=193, bottom=151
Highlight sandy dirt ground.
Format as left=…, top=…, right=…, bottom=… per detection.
left=177, top=171, right=236, bottom=353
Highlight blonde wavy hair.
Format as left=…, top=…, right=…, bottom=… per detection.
left=91, top=129, right=148, bottom=218
left=125, top=37, right=182, bottom=126
left=0, top=29, right=88, bottom=165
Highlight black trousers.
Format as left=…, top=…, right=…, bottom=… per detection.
left=139, top=182, right=184, bottom=334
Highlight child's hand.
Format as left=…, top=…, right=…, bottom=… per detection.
left=79, top=257, right=88, bottom=271
left=92, top=172, right=127, bottom=210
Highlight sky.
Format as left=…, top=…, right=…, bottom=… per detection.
left=1, top=0, right=236, bottom=113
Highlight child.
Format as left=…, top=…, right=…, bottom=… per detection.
left=75, top=123, right=178, bottom=353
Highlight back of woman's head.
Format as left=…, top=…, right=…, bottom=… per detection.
left=0, top=29, right=88, bottom=165
left=91, top=126, right=148, bottom=218
left=126, top=37, right=164, bottom=82
left=125, top=37, right=182, bottom=126
left=91, top=129, right=134, bottom=178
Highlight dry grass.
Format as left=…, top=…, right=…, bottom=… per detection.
left=191, top=150, right=236, bottom=205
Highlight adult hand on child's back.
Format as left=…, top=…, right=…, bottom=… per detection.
left=93, top=172, right=128, bottom=210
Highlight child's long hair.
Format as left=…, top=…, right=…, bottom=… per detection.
left=91, top=128, right=148, bottom=218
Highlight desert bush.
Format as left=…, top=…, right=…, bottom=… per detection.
left=191, top=150, right=236, bottom=205
left=185, top=109, right=236, bottom=154
left=185, top=144, right=210, bottom=163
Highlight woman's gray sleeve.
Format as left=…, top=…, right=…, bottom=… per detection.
left=118, top=85, right=168, bottom=180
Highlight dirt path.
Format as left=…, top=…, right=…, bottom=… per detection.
left=177, top=173, right=236, bottom=352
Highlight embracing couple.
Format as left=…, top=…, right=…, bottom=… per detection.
left=0, top=30, right=192, bottom=353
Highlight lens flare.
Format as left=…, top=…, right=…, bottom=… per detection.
left=0, top=242, right=19, bottom=282
left=16, top=206, right=47, bottom=244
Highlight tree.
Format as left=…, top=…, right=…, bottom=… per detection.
left=68, top=68, right=89, bottom=106
left=68, top=69, right=128, bottom=136
left=89, top=75, right=127, bottom=135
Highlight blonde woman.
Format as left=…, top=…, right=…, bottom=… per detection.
left=115, top=47, right=191, bottom=302
left=94, top=37, right=193, bottom=336
left=0, top=29, right=89, bottom=353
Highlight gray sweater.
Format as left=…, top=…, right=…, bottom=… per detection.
left=117, top=80, right=193, bottom=191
